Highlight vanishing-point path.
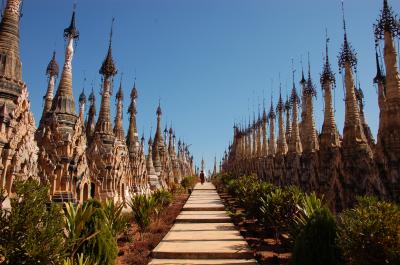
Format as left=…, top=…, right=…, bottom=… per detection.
left=150, top=182, right=258, bottom=265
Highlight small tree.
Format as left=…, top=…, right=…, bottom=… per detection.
left=102, top=200, right=128, bottom=237
left=338, top=196, right=400, bottom=265
left=153, top=189, right=173, bottom=223
left=291, top=204, right=343, bottom=265
left=70, top=199, right=118, bottom=265
left=0, top=179, right=66, bottom=264
left=128, top=194, right=156, bottom=240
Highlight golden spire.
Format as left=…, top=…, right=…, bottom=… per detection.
left=320, top=32, right=340, bottom=149
left=51, top=7, right=79, bottom=115
left=127, top=80, right=139, bottom=154
left=96, top=18, right=117, bottom=134
left=113, top=75, right=125, bottom=141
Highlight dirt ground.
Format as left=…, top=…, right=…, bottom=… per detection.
left=116, top=194, right=188, bottom=265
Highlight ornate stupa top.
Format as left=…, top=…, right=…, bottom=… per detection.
left=374, top=0, right=400, bottom=40
left=373, top=48, right=385, bottom=84
left=46, top=51, right=59, bottom=78
left=99, top=18, right=117, bottom=78
left=79, top=87, right=86, bottom=104
left=305, top=56, right=317, bottom=96
left=64, top=6, right=79, bottom=40
left=338, top=1, right=357, bottom=73
left=320, top=32, right=336, bottom=87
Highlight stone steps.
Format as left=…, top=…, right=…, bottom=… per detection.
left=150, top=182, right=257, bottom=265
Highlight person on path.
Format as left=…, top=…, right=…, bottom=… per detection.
left=200, top=170, right=205, bottom=184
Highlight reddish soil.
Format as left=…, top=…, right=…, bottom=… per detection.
left=116, top=194, right=188, bottom=265
left=219, top=192, right=291, bottom=265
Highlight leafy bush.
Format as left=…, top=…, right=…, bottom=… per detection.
left=128, top=194, right=156, bottom=240
left=70, top=199, right=118, bottom=265
left=153, top=189, right=173, bottom=223
left=181, top=176, right=197, bottom=191
left=102, top=200, right=129, bottom=237
left=169, top=183, right=185, bottom=195
left=338, top=196, right=400, bottom=265
left=291, top=195, right=342, bottom=265
left=212, top=172, right=234, bottom=191
left=63, top=253, right=96, bottom=265
left=0, top=179, right=66, bottom=264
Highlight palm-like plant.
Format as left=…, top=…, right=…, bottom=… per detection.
left=63, top=253, right=96, bottom=265
left=102, top=200, right=127, bottom=237
left=63, top=202, right=99, bottom=259
left=153, top=189, right=173, bottom=223
left=294, top=192, right=323, bottom=227
left=128, top=194, right=156, bottom=240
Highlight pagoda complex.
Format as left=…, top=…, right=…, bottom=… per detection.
left=223, top=0, right=400, bottom=210
left=0, top=1, right=194, bottom=203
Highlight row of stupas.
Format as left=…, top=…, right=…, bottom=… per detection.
left=0, top=0, right=194, bottom=204
left=223, top=0, right=400, bottom=211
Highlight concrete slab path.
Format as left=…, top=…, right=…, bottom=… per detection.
left=150, top=182, right=257, bottom=265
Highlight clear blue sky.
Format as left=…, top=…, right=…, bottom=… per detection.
left=19, top=0, right=400, bottom=172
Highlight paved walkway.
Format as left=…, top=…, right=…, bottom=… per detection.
left=150, top=182, right=257, bottom=265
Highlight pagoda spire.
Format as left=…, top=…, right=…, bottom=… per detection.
left=146, top=136, right=159, bottom=187
left=153, top=102, right=163, bottom=173
left=262, top=105, right=269, bottom=156
left=268, top=93, right=276, bottom=156
left=356, top=82, right=375, bottom=147
left=86, top=87, right=96, bottom=142
left=288, top=70, right=302, bottom=154
left=374, top=0, right=400, bottom=155
left=168, top=126, right=174, bottom=155
left=320, top=32, right=340, bottom=148
left=52, top=6, right=79, bottom=115
left=39, top=51, right=59, bottom=128
left=0, top=0, right=22, bottom=82
left=153, top=101, right=165, bottom=158
left=127, top=80, right=139, bottom=154
left=95, top=18, right=117, bottom=134
left=285, top=96, right=292, bottom=143
left=113, top=75, right=125, bottom=141
left=276, top=85, right=288, bottom=155
left=338, top=2, right=370, bottom=153
left=78, top=84, right=86, bottom=123
left=303, top=54, right=319, bottom=152
left=374, top=0, right=400, bottom=100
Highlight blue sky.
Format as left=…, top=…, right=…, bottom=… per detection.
left=19, top=0, right=400, bottom=172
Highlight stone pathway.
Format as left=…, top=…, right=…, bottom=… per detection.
left=150, top=182, right=257, bottom=265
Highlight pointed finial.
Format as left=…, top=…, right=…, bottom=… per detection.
left=300, top=56, right=306, bottom=85
left=338, top=0, right=357, bottom=72
left=374, top=45, right=385, bottom=83
left=89, top=84, right=95, bottom=103
left=374, top=0, right=400, bottom=40
left=321, top=29, right=336, bottom=86
left=156, top=99, right=162, bottom=116
left=99, top=18, right=117, bottom=78
left=109, top=17, right=115, bottom=49
left=46, top=50, right=59, bottom=77
left=116, top=72, right=123, bottom=100
left=79, top=76, right=87, bottom=104
left=64, top=3, right=79, bottom=40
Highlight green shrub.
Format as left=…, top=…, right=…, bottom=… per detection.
left=291, top=203, right=342, bottom=265
left=338, top=196, right=400, bottom=265
left=0, top=179, right=66, bottom=264
left=128, top=194, right=156, bottom=240
left=169, top=183, right=185, bottom=195
left=102, top=200, right=128, bottom=237
left=181, top=176, right=197, bottom=191
left=73, top=199, right=118, bottom=265
left=63, top=253, right=96, bottom=265
left=153, top=189, right=173, bottom=222
left=292, top=192, right=323, bottom=239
